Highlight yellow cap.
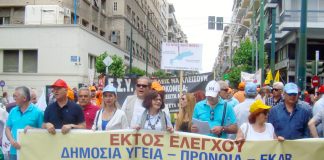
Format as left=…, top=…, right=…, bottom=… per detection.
left=238, top=82, right=245, bottom=90
left=249, top=100, right=271, bottom=113
left=89, top=86, right=96, bottom=91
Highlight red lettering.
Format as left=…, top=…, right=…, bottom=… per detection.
left=132, top=133, right=141, bottom=145
left=191, top=138, right=200, bottom=150
left=154, top=135, right=164, bottom=147
left=235, top=141, right=245, bottom=152
left=142, top=134, right=153, bottom=146
left=170, top=136, right=179, bottom=148
left=180, top=137, right=190, bottom=149
left=121, top=134, right=131, bottom=145
left=222, top=140, right=234, bottom=152
left=211, top=139, right=222, bottom=151
left=110, top=134, right=119, bottom=145
left=201, top=138, right=210, bottom=150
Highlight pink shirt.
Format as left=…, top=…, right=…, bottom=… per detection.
left=83, top=104, right=100, bottom=129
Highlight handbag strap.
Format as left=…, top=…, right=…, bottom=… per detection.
left=244, top=123, right=249, bottom=139
left=217, top=102, right=227, bottom=137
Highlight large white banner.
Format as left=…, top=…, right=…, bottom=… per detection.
left=241, top=69, right=261, bottom=85
left=161, top=43, right=202, bottom=71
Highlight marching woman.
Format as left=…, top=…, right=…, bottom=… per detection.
left=92, top=85, right=128, bottom=130
left=236, top=100, right=284, bottom=141
left=175, top=93, right=196, bottom=132
left=135, top=90, right=173, bottom=132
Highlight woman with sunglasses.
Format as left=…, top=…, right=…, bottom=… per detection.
left=175, top=93, right=196, bottom=132
left=135, top=90, right=173, bottom=132
left=92, top=85, right=129, bottom=130
left=236, top=100, right=284, bottom=141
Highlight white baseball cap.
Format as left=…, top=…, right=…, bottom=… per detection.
left=205, top=80, right=220, bottom=97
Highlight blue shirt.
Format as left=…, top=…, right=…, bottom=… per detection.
left=225, top=97, right=239, bottom=108
left=6, top=103, right=43, bottom=154
left=193, top=98, right=236, bottom=138
left=44, top=101, right=85, bottom=129
left=268, top=102, right=312, bottom=140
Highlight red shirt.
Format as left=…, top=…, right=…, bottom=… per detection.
left=82, top=104, right=100, bottom=129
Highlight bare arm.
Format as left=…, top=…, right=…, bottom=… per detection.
left=223, top=124, right=238, bottom=134
left=5, top=127, right=21, bottom=149
left=308, top=118, right=319, bottom=138
left=235, top=128, right=245, bottom=141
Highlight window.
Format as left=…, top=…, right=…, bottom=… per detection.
left=0, top=17, right=10, bottom=25
left=113, top=2, right=118, bottom=11
left=23, top=50, right=38, bottom=73
left=3, top=50, right=19, bottom=72
left=88, top=54, right=96, bottom=69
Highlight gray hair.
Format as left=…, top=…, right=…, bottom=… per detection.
left=217, top=80, right=229, bottom=89
left=15, top=86, right=31, bottom=101
left=78, top=87, right=91, bottom=96
left=273, top=82, right=284, bottom=89
left=137, top=76, right=152, bottom=87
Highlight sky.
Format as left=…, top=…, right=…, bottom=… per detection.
left=168, top=0, right=234, bottom=73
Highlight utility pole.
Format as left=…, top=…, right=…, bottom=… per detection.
left=297, top=0, right=307, bottom=98
left=259, top=0, right=265, bottom=83
left=129, top=27, right=133, bottom=74
left=73, top=0, right=77, bottom=24
left=270, top=7, right=276, bottom=78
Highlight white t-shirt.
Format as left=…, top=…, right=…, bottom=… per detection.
left=240, top=123, right=275, bottom=140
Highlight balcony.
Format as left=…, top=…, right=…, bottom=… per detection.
left=241, top=0, right=250, bottom=8
left=279, top=10, right=324, bottom=31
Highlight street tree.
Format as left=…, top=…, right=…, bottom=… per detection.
left=95, top=52, right=125, bottom=78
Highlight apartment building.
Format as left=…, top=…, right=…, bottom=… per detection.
left=0, top=0, right=183, bottom=94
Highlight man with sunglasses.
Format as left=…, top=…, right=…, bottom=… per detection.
left=218, top=81, right=239, bottom=108
left=266, top=82, right=284, bottom=107
left=191, top=80, right=237, bottom=138
left=121, top=76, right=170, bottom=128
left=268, top=83, right=312, bottom=140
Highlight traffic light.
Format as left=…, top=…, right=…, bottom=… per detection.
left=306, top=61, right=316, bottom=75
left=208, top=16, right=215, bottom=30
left=216, top=17, right=223, bottom=30
left=318, top=61, right=324, bottom=76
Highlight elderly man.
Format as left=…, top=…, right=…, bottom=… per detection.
left=310, top=85, right=324, bottom=137
left=43, top=79, right=85, bottom=135
left=78, top=87, right=99, bottom=129
left=5, top=86, right=43, bottom=160
left=234, top=82, right=258, bottom=127
left=30, top=89, right=38, bottom=104
left=122, top=76, right=170, bottom=128
left=218, top=81, right=239, bottom=107
left=191, top=80, right=237, bottom=138
left=268, top=83, right=312, bottom=140
left=266, top=82, right=284, bottom=107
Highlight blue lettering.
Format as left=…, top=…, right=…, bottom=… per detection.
left=100, top=148, right=107, bottom=159
left=154, top=148, right=162, bottom=160
left=126, top=147, right=134, bottom=158
left=113, top=148, right=121, bottom=159
left=219, top=153, right=228, bottom=160
left=269, top=154, right=276, bottom=160
left=261, top=154, right=267, bottom=160
left=80, top=148, right=90, bottom=158
left=134, top=147, right=141, bottom=157
left=286, top=154, right=292, bottom=160
left=70, top=147, right=78, bottom=158
left=199, top=152, right=207, bottom=160
left=91, top=147, right=99, bottom=158
left=190, top=151, right=198, bottom=159
left=209, top=153, right=217, bottom=160
left=142, top=147, right=149, bottom=158
left=235, top=154, right=241, bottom=160
left=61, top=147, right=70, bottom=158
left=279, top=154, right=284, bottom=160
left=181, top=150, right=189, bottom=160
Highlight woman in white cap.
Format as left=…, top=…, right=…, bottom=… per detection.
left=92, top=85, right=129, bottom=130
left=236, top=100, right=284, bottom=141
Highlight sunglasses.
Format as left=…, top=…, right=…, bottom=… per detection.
left=287, top=93, right=297, bottom=97
left=221, top=88, right=229, bottom=92
left=136, top=84, right=148, bottom=88
left=273, top=88, right=281, bottom=92
left=210, top=110, right=214, bottom=121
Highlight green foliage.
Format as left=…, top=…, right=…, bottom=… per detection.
left=226, top=38, right=253, bottom=88
left=95, top=52, right=125, bottom=78
left=129, top=67, right=146, bottom=77
left=95, top=52, right=108, bottom=74
left=108, top=54, right=125, bottom=78
left=152, top=69, right=170, bottom=79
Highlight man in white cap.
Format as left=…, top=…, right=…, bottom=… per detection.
left=191, top=80, right=237, bottom=138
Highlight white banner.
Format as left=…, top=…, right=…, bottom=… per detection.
left=161, top=43, right=202, bottom=71
left=241, top=69, right=261, bottom=85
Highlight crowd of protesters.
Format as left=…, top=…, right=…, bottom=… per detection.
left=1, top=77, right=324, bottom=160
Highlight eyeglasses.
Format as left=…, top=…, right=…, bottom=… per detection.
left=136, top=84, right=148, bottom=88
left=287, top=93, right=297, bottom=97
left=273, top=88, right=281, bottom=92
left=153, top=98, right=162, bottom=102
left=221, top=88, right=229, bottom=92
left=210, top=110, right=214, bottom=121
